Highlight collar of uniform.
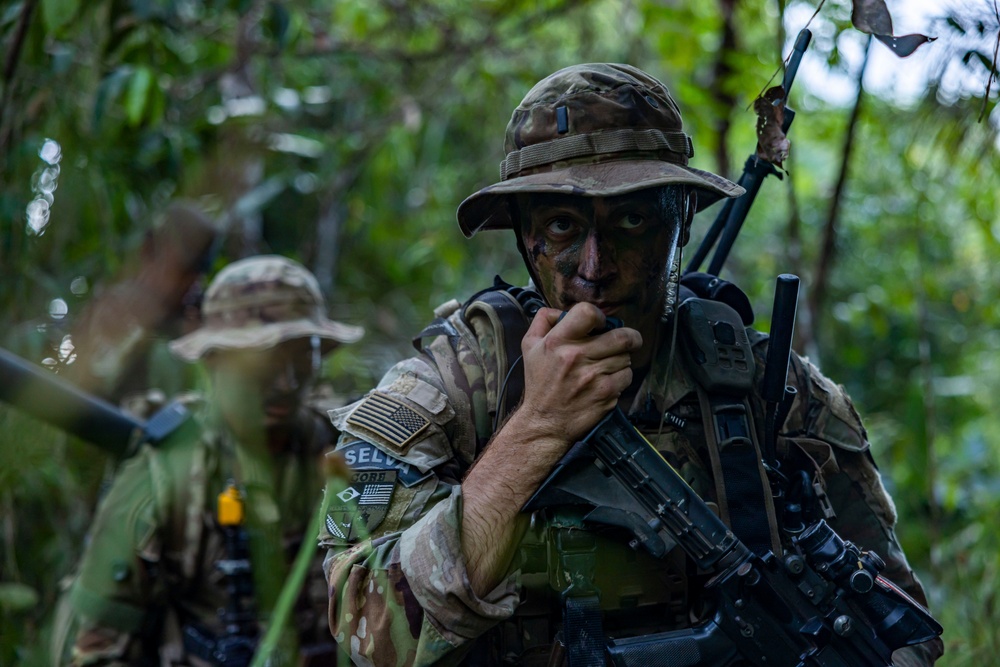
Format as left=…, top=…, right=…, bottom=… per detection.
left=625, top=331, right=697, bottom=420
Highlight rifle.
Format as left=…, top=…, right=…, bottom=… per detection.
left=183, top=484, right=258, bottom=667
left=523, top=404, right=942, bottom=665
left=0, top=345, right=190, bottom=457
left=686, top=28, right=812, bottom=278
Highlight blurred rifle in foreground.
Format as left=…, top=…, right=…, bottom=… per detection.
left=0, top=345, right=189, bottom=457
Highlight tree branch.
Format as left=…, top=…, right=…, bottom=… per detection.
left=0, top=0, right=39, bottom=162
left=711, top=0, right=738, bottom=178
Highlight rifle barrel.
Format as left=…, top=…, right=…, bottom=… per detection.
left=0, top=346, right=142, bottom=456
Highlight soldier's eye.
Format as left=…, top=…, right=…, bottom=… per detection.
left=617, top=213, right=645, bottom=230
left=545, top=218, right=576, bottom=236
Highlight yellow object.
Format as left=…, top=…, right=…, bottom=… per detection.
left=217, top=484, right=245, bottom=526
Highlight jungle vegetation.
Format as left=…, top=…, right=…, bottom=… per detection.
left=1, top=0, right=999, bottom=663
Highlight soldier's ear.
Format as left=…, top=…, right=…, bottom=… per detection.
left=680, top=189, right=697, bottom=247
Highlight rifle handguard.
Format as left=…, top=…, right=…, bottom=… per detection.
left=524, top=408, right=942, bottom=666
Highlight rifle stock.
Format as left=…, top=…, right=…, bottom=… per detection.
left=524, top=408, right=942, bottom=666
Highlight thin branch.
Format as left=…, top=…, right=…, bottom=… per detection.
left=978, top=0, right=1000, bottom=123
left=0, top=0, right=39, bottom=161
left=809, top=35, right=871, bottom=340
left=1, top=0, right=36, bottom=84
left=751, top=0, right=827, bottom=108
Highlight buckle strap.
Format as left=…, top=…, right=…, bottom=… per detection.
left=563, top=596, right=605, bottom=667
left=699, top=391, right=781, bottom=557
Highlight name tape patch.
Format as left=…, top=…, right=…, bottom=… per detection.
left=338, top=440, right=431, bottom=488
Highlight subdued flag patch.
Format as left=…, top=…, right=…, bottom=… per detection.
left=324, top=469, right=398, bottom=544
left=346, top=392, right=430, bottom=451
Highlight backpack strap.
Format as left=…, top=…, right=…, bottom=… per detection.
left=411, top=276, right=544, bottom=459
left=677, top=297, right=781, bottom=556
left=462, top=276, right=545, bottom=431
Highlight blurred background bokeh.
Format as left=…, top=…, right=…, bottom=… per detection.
left=1, top=0, right=998, bottom=663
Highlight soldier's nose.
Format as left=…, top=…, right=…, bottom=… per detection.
left=578, top=231, right=616, bottom=283
left=273, top=361, right=300, bottom=392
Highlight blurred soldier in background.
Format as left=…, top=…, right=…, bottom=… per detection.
left=58, top=255, right=363, bottom=666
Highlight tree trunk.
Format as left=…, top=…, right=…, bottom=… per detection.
left=808, top=35, right=871, bottom=343
left=712, top=0, right=738, bottom=178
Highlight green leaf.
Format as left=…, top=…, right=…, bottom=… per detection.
left=41, top=0, right=79, bottom=34
left=125, top=66, right=154, bottom=127
left=0, top=583, right=39, bottom=613
left=93, top=67, right=132, bottom=129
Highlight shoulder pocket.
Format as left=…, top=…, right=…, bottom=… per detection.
left=329, top=369, right=455, bottom=472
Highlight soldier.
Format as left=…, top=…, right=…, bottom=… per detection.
left=61, top=255, right=364, bottom=666
left=321, top=64, right=944, bottom=666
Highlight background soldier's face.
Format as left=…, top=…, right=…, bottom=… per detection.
left=207, top=339, right=315, bottom=441
left=517, top=189, right=683, bottom=341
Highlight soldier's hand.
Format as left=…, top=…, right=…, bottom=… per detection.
left=516, top=302, right=641, bottom=444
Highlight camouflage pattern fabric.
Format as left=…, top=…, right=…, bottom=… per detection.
left=320, top=291, right=944, bottom=666
left=62, top=403, right=337, bottom=667
left=457, top=64, right=745, bottom=237
left=169, top=255, right=363, bottom=362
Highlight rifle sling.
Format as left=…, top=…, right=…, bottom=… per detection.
left=697, top=388, right=781, bottom=557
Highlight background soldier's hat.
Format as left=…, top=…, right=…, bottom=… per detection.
left=457, top=63, right=745, bottom=237
left=169, top=255, right=364, bottom=362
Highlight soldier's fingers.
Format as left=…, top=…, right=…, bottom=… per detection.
left=551, top=302, right=607, bottom=340
left=587, top=326, right=642, bottom=358
left=587, top=366, right=634, bottom=405
left=525, top=307, right=564, bottom=340
left=589, top=351, right=633, bottom=376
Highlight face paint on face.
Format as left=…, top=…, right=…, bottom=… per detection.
left=207, top=339, right=315, bottom=444
left=517, top=189, right=684, bottom=342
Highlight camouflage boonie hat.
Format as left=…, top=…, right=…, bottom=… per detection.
left=457, top=63, right=745, bottom=237
left=169, top=255, right=364, bottom=362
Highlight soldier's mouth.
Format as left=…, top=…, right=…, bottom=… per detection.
left=264, top=401, right=295, bottom=419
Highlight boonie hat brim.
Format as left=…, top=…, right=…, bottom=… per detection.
left=169, top=318, right=364, bottom=362
left=457, top=159, right=745, bottom=237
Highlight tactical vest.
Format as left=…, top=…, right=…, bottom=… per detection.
left=414, top=275, right=835, bottom=666
left=58, top=407, right=337, bottom=667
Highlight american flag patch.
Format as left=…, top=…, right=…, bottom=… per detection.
left=347, top=392, right=430, bottom=450
left=359, top=483, right=395, bottom=505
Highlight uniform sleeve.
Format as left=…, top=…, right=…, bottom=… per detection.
left=324, top=485, right=519, bottom=666
left=67, top=447, right=164, bottom=665
left=321, top=354, right=519, bottom=667
left=784, top=355, right=944, bottom=666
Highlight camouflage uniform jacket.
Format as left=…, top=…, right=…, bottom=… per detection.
left=65, top=404, right=336, bottom=667
left=321, top=295, right=943, bottom=666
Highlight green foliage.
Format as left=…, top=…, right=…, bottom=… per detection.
left=2, top=0, right=998, bottom=662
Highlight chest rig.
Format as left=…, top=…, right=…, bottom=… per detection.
left=415, top=275, right=810, bottom=665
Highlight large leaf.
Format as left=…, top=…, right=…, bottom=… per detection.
left=851, top=0, right=935, bottom=58
left=40, top=0, right=79, bottom=34
left=0, top=583, right=39, bottom=612
left=125, top=66, right=153, bottom=127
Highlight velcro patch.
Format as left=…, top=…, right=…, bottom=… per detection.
left=338, top=440, right=431, bottom=488
left=325, top=469, right=398, bottom=544
left=347, top=392, right=430, bottom=451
